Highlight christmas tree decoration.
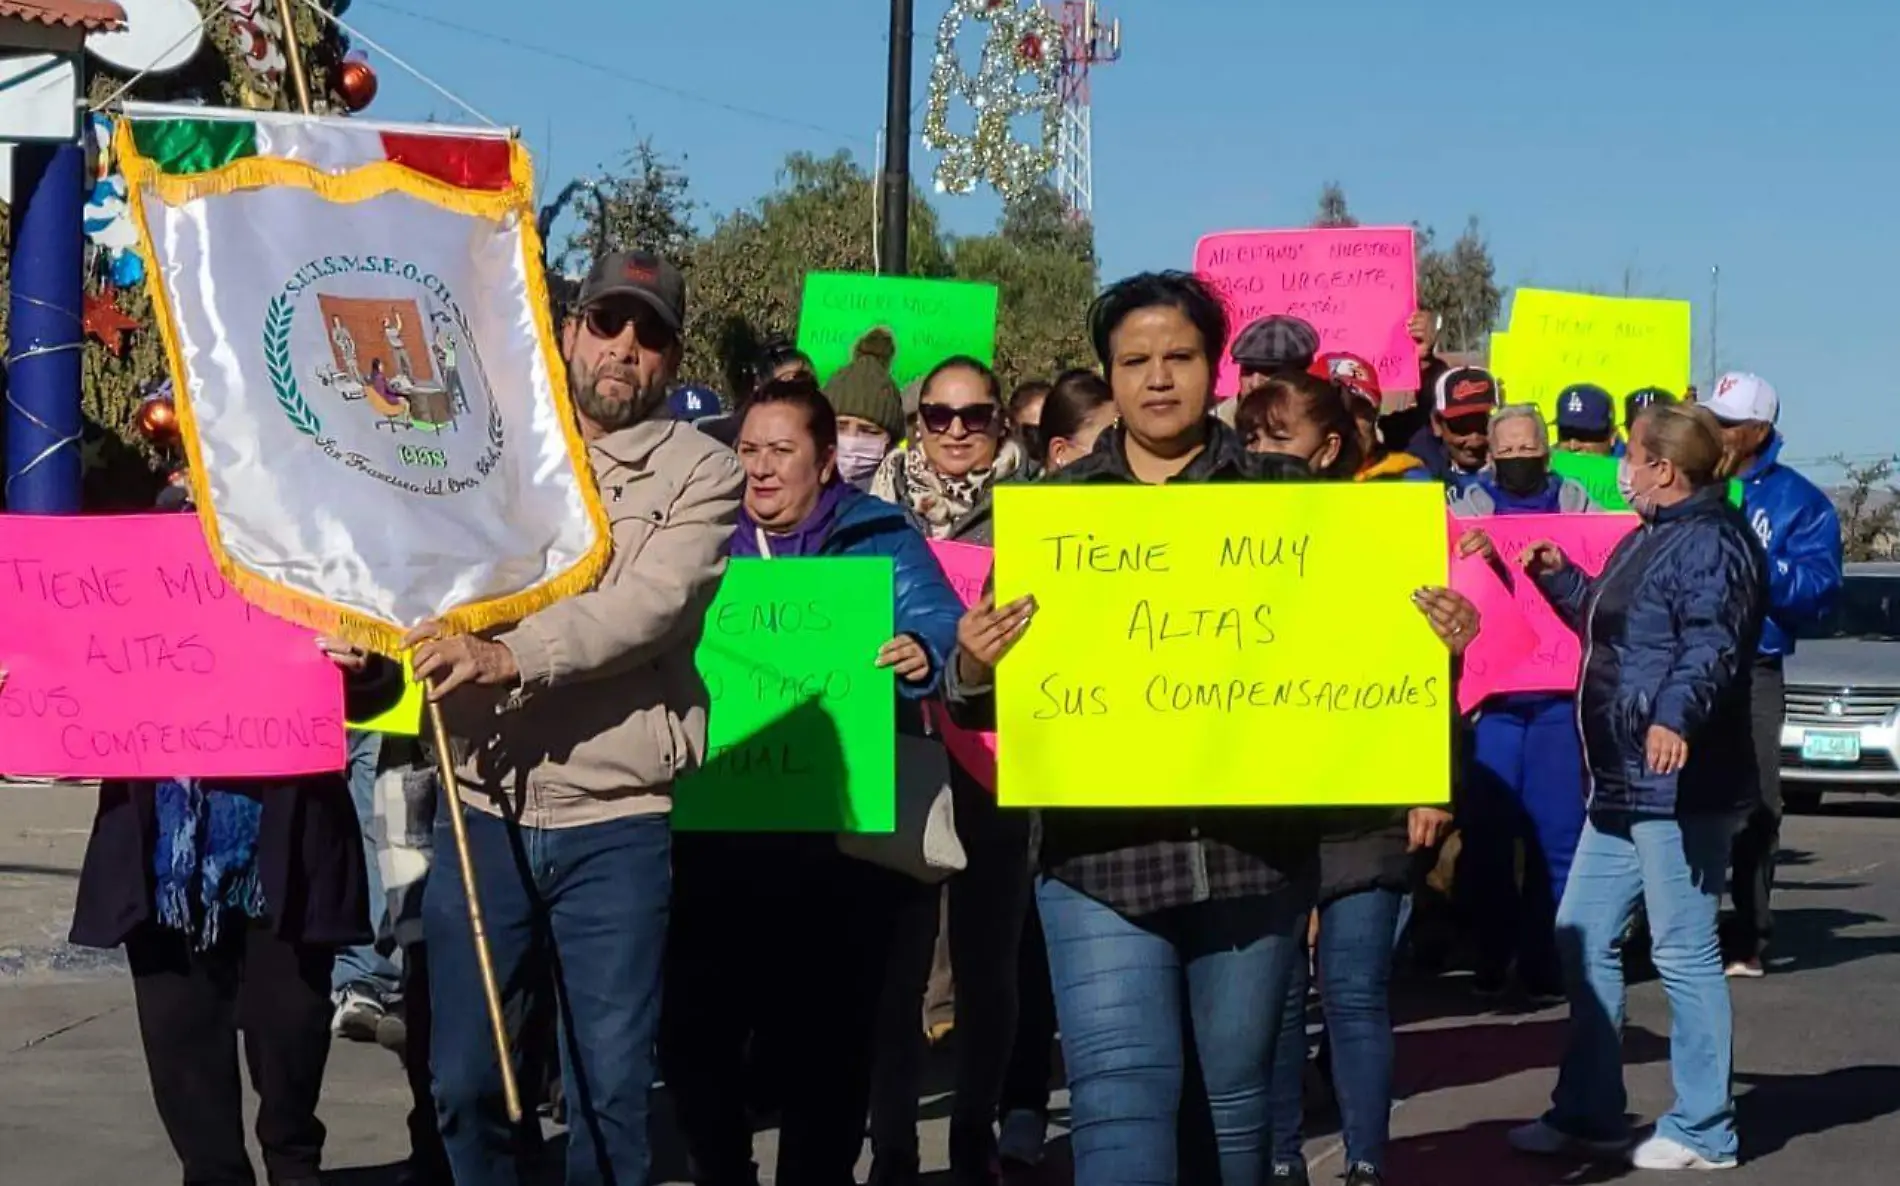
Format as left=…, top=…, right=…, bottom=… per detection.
left=337, top=54, right=376, bottom=112
left=922, top=0, right=1063, bottom=198
left=83, top=113, right=146, bottom=288
left=83, top=289, right=142, bottom=357
left=135, top=383, right=180, bottom=444
left=221, top=1, right=291, bottom=110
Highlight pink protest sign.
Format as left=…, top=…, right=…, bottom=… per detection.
left=1195, top=227, right=1419, bottom=398
left=929, top=539, right=993, bottom=607
left=1450, top=554, right=1540, bottom=713
left=0, top=515, right=347, bottom=779
left=926, top=539, right=997, bottom=790
left=1447, top=512, right=1638, bottom=707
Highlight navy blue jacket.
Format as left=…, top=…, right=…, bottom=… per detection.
left=1735, top=435, right=1842, bottom=658
left=70, top=658, right=405, bottom=951
left=817, top=486, right=963, bottom=703
left=1536, top=487, right=1768, bottom=816
left=1405, top=424, right=1485, bottom=493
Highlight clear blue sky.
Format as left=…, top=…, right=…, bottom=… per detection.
left=348, top=0, right=1899, bottom=471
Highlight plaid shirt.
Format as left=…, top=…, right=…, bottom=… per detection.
left=1045, top=836, right=1311, bottom=919
left=370, top=736, right=438, bottom=954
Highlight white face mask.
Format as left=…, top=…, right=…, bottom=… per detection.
left=835, top=434, right=887, bottom=482
left=1618, top=458, right=1659, bottom=518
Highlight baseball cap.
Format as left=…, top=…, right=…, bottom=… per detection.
left=667, top=384, right=720, bottom=420
left=1231, top=315, right=1320, bottom=373
left=1700, top=372, right=1778, bottom=425
left=576, top=249, right=686, bottom=334
left=1624, top=385, right=1675, bottom=426
left=1433, top=366, right=1500, bottom=421
left=1310, top=351, right=1383, bottom=415
left=1554, top=384, right=1615, bottom=436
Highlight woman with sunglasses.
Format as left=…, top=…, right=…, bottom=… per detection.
left=945, top=272, right=1478, bottom=1186
left=868, top=354, right=1032, bottom=1186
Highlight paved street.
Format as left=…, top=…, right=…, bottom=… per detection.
left=4, top=780, right=1899, bottom=1184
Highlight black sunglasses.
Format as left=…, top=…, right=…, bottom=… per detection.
left=918, top=402, right=999, bottom=435
left=584, top=302, right=674, bottom=350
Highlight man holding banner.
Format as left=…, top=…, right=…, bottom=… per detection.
left=410, top=251, right=744, bottom=1186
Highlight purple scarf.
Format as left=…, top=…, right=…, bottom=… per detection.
left=733, top=480, right=848, bottom=559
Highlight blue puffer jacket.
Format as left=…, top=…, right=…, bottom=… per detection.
left=807, top=485, right=963, bottom=701
left=1536, top=486, right=1769, bottom=816
left=1735, top=435, right=1842, bottom=658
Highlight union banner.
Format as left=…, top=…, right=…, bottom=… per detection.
left=115, top=103, right=608, bottom=654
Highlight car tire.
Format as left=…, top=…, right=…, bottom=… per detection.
left=1785, top=788, right=1823, bottom=813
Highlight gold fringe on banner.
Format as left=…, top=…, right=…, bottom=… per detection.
left=114, top=121, right=612, bottom=658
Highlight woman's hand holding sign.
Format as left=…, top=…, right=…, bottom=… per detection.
left=955, top=593, right=1037, bottom=686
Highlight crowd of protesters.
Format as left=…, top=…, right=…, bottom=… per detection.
left=48, top=244, right=1844, bottom=1186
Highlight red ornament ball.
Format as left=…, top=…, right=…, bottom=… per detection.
left=136, top=393, right=179, bottom=444
left=338, top=58, right=378, bottom=113
left=1018, top=32, right=1043, bottom=62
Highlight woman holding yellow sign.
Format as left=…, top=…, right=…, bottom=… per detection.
left=947, top=272, right=1476, bottom=1186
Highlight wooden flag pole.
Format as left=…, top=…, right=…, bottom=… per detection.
left=428, top=698, right=523, bottom=1123
left=273, top=0, right=315, bottom=116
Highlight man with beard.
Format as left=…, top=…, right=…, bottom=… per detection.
left=406, top=249, right=744, bottom=1186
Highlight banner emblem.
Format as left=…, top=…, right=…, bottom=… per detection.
left=264, top=254, right=505, bottom=495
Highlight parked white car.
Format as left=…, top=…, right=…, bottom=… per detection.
left=1779, top=562, right=1900, bottom=810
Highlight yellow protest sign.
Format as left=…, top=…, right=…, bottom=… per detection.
left=1492, top=289, right=1691, bottom=426
left=991, top=483, right=1451, bottom=809
left=348, top=664, right=424, bottom=736
left=1487, top=330, right=1515, bottom=398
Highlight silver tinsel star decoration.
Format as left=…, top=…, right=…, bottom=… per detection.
left=922, top=0, right=1064, bottom=198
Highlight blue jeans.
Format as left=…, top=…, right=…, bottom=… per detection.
left=333, top=730, right=400, bottom=995
left=1038, top=877, right=1305, bottom=1186
left=1464, top=698, right=1587, bottom=985
left=425, top=808, right=671, bottom=1186
left=1270, top=886, right=1402, bottom=1172
left=1547, top=813, right=1740, bottom=1164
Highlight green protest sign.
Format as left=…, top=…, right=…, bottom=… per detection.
left=1550, top=450, right=1742, bottom=511
left=796, top=272, right=999, bottom=389
left=674, top=557, right=896, bottom=833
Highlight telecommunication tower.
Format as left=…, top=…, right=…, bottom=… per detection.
left=1050, top=0, right=1120, bottom=217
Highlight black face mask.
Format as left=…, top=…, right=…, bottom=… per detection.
left=1494, top=456, right=1548, bottom=496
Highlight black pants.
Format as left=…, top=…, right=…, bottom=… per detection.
left=128, top=922, right=335, bottom=1186
left=1728, top=658, right=1786, bottom=958
left=870, top=772, right=1033, bottom=1176
left=997, top=893, right=1057, bottom=1120
left=661, top=833, right=904, bottom=1186
left=399, top=945, right=455, bottom=1185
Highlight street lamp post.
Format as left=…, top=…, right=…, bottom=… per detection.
left=879, top=0, right=914, bottom=277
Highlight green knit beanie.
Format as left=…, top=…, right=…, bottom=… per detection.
left=823, top=328, right=905, bottom=442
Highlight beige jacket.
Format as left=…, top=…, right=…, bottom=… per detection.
left=443, top=418, right=743, bottom=828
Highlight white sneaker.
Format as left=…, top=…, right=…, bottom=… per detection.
left=1629, top=1134, right=1736, bottom=1171
left=1507, top=1119, right=1630, bottom=1159
left=998, top=1108, right=1046, bottom=1167
left=330, top=982, right=387, bottom=1042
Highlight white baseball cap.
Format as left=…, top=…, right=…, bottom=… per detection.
left=1700, top=371, right=1778, bottom=425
